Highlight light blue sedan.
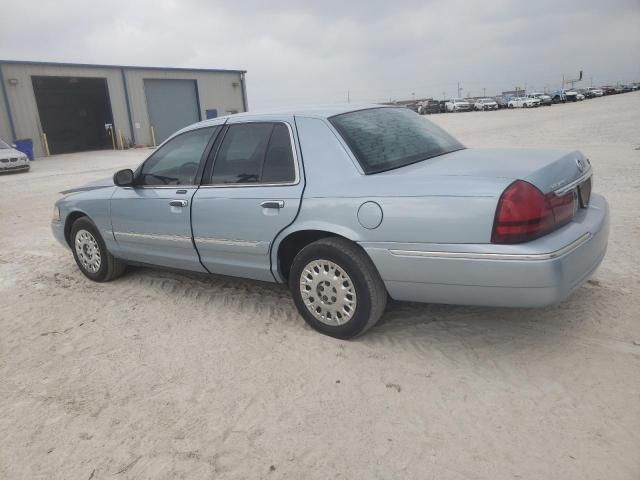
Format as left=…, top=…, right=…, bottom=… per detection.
left=52, top=106, right=609, bottom=338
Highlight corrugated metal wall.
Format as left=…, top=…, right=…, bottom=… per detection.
left=0, top=71, right=12, bottom=143
left=0, top=62, right=246, bottom=157
left=0, top=63, right=129, bottom=157
left=123, top=68, right=244, bottom=146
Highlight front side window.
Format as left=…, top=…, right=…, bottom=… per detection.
left=330, top=107, right=464, bottom=174
left=210, top=123, right=296, bottom=184
left=139, top=127, right=214, bottom=186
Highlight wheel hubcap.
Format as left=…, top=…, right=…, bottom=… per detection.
left=299, top=259, right=357, bottom=326
left=75, top=229, right=102, bottom=273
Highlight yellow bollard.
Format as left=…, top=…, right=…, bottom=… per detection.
left=150, top=126, right=157, bottom=147
left=118, top=129, right=124, bottom=150
left=42, top=133, right=51, bottom=156
left=109, top=126, right=116, bottom=150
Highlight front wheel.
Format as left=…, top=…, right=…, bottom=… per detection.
left=70, top=217, right=126, bottom=282
left=289, top=237, right=387, bottom=339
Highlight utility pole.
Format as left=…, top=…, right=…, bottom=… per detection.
left=457, top=81, right=462, bottom=98
left=483, top=87, right=486, bottom=97
left=347, top=89, right=350, bottom=104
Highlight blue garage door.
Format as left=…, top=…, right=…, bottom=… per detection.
left=144, top=79, right=200, bottom=144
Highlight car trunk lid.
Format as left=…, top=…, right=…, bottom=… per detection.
left=378, top=148, right=591, bottom=195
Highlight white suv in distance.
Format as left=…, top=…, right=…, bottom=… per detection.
left=473, top=98, right=499, bottom=111
left=507, top=97, right=537, bottom=108
left=528, top=93, right=552, bottom=106
left=445, top=98, right=472, bottom=112
left=0, top=138, right=30, bottom=173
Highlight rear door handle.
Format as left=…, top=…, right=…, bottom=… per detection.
left=169, top=199, right=188, bottom=207
left=260, top=200, right=285, bottom=209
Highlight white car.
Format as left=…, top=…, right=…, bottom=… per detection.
left=473, top=98, right=499, bottom=111
left=507, top=97, right=537, bottom=108
left=528, top=93, right=552, bottom=106
left=445, top=98, right=472, bottom=112
left=586, top=87, right=604, bottom=97
left=0, top=139, right=30, bottom=173
left=576, top=93, right=585, bottom=101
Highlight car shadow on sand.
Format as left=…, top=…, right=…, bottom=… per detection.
left=120, top=265, right=608, bottom=356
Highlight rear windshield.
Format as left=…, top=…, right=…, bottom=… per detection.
left=329, top=107, right=464, bottom=174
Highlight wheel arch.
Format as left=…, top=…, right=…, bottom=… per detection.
left=274, top=225, right=366, bottom=283
left=64, top=210, right=89, bottom=247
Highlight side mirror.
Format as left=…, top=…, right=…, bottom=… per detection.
left=113, top=169, right=135, bottom=187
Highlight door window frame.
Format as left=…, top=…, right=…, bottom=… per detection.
left=132, top=125, right=221, bottom=189
left=200, top=121, right=301, bottom=188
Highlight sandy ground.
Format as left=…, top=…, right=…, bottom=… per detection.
left=1, top=92, right=639, bottom=480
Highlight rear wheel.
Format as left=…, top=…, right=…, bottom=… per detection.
left=70, top=217, right=126, bottom=282
left=289, top=237, right=387, bottom=339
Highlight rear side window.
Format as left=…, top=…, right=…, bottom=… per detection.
left=262, top=124, right=296, bottom=183
left=210, top=123, right=296, bottom=184
left=330, top=107, right=464, bottom=174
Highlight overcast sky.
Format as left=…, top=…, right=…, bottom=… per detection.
left=1, top=0, right=639, bottom=108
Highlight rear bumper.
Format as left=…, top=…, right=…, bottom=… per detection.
left=361, top=194, right=609, bottom=308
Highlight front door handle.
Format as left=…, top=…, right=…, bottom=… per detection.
left=169, top=199, right=188, bottom=207
left=260, top=200, right=284, bottom=209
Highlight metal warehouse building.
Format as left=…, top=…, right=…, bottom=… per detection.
left=0, top=60, right=247, bottom=157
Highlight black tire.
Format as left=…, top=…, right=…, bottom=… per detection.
left=289, top=237, right=387, bottom=339
left=70, top=217, right=126, bottom=282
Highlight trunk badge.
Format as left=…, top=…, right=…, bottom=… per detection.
left=576, top=157, right=585, bottom=172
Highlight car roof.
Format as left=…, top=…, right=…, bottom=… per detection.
left=185, top=104, right=393, bottom=129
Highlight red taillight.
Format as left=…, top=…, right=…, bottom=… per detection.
left=491, top=180, right=576, bottom=244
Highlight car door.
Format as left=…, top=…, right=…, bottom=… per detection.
left=191, top=117, right=303, bottom=282
left=110, top=126, right=219, bottom=271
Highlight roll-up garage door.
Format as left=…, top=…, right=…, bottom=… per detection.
left=144, top=79, right=200, bottom=144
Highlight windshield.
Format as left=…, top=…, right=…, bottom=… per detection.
left=329, top=107, right=465, bottom=174
left=0, top=139, right=10, bottom=149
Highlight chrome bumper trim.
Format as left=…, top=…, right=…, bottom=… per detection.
left=389, top=233, right=592, bottom=261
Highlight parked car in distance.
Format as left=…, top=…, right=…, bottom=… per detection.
left=0, top=138, right=30, bottom=173
left=528, top=93, right=552, bottom=106
left=445, top=98, right=472, bottom=112
left=473, top=98, right=499, bottom=111
left=52, top=106, right=609, bottom=339
left=576, top=93, right=585, bottom=101
left=494, top=95, right=509, bottom=109
left=600, top=86, right=616, bottom=95
left=508, top=96, right=537, bottom=108
left=563, top=90, right=579, bottom=101
left=418, top=99, right=441, bottom=115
